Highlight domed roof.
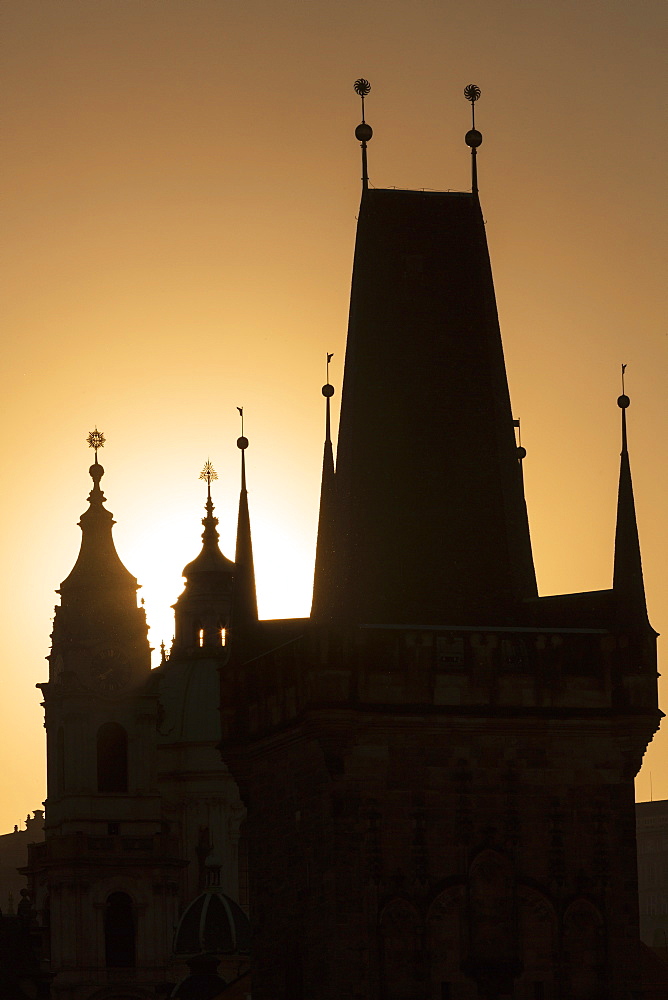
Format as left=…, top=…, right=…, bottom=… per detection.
left=181, top=485, right=234, bottom=582
left=174, top=890, right=251, bottom=957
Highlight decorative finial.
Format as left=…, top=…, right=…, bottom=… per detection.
left=464, top=84, right=482, bottom=194
left=237, top=406, right=248, bottom=451
left=86, top=427, right=105, bottom=490
left=354, top=79, right=373, bottom=192
left=322, top=353, right=335, bottom=444
left=618, top=363, right=630, bottom=454
left=200, top=459, right=218, bottom=503
left=618, top=363, right=630, bottom=409
left=87, top=427, right=105, bottom=460
left=513, top=417, right=526, bottom=462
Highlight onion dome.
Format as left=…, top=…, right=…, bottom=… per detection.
left=58, top=445, right=139, bottom=614
left=182, top=462, right=235, bottom=579
left=173, top=859, right=251, bottom=957
left=171, top=462, right=234, bottom=655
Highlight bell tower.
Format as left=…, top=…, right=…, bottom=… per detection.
left=220, top=87, right=660, bottom=999
left=27, top=430, right=184, bottom=1000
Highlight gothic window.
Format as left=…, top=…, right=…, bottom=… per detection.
left=104, top=891, right=135, bottom=967
left=97, top=722, right=128, bottom=793
left=516, top=885, right=557, bottom=991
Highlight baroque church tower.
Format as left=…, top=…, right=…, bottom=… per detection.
left=28, top=433, right=184, bottom=998
left=219, top=85, right=660, bottom=999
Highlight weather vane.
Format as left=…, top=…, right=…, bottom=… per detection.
left=86, top=427, right=105, bottom=461
left=464, top=84, right=483, bottom=195
left=354, top=79, right=373, bottom=192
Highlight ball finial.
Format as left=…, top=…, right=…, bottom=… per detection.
left=618, top=394, right=630, bottom=409
left=237, top=436, right=249, bottom=450
left=322, top=383, right=335, bottom=398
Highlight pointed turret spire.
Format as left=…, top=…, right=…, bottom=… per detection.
left=354, top=79, right=372, bottom=192
left=311, top=354, right=337, bottom=620
left=171, top=460, right=234, bottom=655
left=613, top=369, right=649, bottom=626
left=232, top=409, right=258, bottom=626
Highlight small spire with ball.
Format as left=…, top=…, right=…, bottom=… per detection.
left=354, top=79, right=373, bottom=192
left=237, top=407, right=249, bottom=491
left=323, top=353, right=335, bottom=445
left=618, top=364, right=630, bottom=453
left=464, top=84, right=482, bottom=195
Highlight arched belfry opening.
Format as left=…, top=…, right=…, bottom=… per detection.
left=97, top=722, right=128, bottom=793
left=104, top=891, right=136, bottom=968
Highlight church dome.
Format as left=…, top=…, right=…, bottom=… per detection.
left=174, top=890, right=251, bottom=956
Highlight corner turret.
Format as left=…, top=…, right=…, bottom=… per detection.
left=231, top=411, right=258, bottom=627
left=311, top=356, right=337, bottom=621
left=613, top=378, right=650, bottom=628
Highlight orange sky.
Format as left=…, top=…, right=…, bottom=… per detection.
left=1, top=0, right=666, bottom=832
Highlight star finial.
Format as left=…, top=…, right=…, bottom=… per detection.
left=86, top=427, right=105, bottom=461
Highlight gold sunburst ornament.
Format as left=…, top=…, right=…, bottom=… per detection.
left=86, top=428, right=105, bottom=458
left=200, top=460, right=218, bottom=485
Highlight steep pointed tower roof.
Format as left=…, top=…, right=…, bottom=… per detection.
left=311, top=357, right=337, bottom=621
left=232, top=413, right=258, bottom=627
left=613, top=385, right=650, bottom=627
left=317, top=185, right=536, bottom=625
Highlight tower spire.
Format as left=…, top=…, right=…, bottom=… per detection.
left=311, top=354, right=337, bottom=620
left=613, top=367, right=649, bottom=626
left=170, top=460, right=234, bottom=655
left=58, top=429, right=139, bottom=608
left=354, top=79, right=373, bottom=192
left=232, top=408, right=258, bottom=626
left=52, top=430, right=149, bottom=684
left=464, top=84, right=483, bottom=194
left=199, top=459, right=221, bottom=551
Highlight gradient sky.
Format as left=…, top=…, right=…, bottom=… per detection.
left=1, top=0, right=666, bottom=832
